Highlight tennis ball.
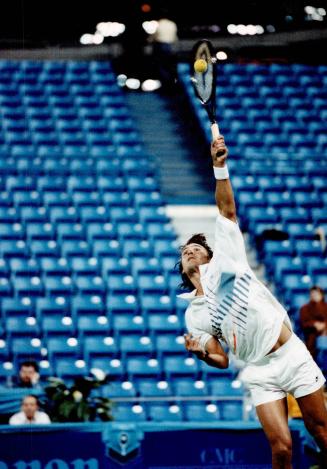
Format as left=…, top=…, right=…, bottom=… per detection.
left=194, top=59, right=208, bottom=73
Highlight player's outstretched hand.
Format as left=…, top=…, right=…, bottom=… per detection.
left=211, top=136, right=228, bottom=167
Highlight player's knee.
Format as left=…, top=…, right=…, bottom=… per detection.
left=271, top=436, right=292, bottom=461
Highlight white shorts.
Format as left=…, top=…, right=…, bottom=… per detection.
left=241, top=334, right=326, bottom=407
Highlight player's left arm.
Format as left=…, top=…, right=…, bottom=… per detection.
left=184, top=334, right=229, bottom=369
left=211, top=136, right=237, bottom=223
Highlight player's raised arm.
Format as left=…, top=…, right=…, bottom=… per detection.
left=211, top=136, right=237, bottom=222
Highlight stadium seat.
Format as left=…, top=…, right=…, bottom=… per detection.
left=111, top=404, right=147, bottom=422
left=101, top=381, right=136, bottom=399
left=126, top=356, right=162, bottom=379
left=138, top=379, right=173, bottom=397
left=83, top=335, right=118, bottom=361
left=174, top=378, right=209, bottom=397
left=163, top=355, right=198, bottom=378
left=89, top=357, right=125, bottom=377
left=120, top=334, right=154, bottom=357
left=55, top=357, right=88, bottom=380
left=147, top=403, right=183, bottom=422
left=220, top=402, right=244, bottom=421
left=183, top=402, right=220, bottom=422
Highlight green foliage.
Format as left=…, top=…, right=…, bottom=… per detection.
left=44, top=375, right=113, bottom=423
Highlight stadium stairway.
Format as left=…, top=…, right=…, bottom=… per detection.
left=125, top=90, right=214, bottom=204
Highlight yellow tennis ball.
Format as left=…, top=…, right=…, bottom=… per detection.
left=194, top=59, right=208, bottom=73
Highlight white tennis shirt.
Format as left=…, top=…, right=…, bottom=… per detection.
left=180, top=213, right=292, bottom=364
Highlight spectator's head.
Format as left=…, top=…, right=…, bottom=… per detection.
left=310, top=286, right=325, bottom=303
left=19, top=361, right=40, bottom=386
left=179, top=234, right=213, bottom=290
left=22, top=395, right=39, bottom=420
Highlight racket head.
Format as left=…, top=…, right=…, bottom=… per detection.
left=191, top=39, right=217, bottom=123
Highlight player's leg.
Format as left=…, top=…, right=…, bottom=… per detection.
left=256, top=398, right=293, bottom=469
left=296, top=387, right=327, bottom=467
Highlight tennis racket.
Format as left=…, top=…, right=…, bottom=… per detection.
left=191, top=39, right=220, bottom=141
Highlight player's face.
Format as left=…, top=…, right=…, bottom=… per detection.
left=181, top=243, right=210, bottom=272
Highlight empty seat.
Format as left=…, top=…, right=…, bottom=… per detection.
left=147, top=403, right=183, bottom=422
left=111, top=404, right=147, bottom=422
left=138, top=379, right=173, bottom=397
left=183, top=402, right=220, bottom=422
left=126, top=356, right=161, bottom=378
left=120, top=334, right=154, bottom=357
left=174, top=378, right=209, bottom=397
left=163, top=355, right=198, bottom=378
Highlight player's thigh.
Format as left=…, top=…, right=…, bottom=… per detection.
left=256, top=397, right=292, bottom=447
left=297, top=387, right=327, bottom=433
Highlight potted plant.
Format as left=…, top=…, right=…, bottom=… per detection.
left=44, top=371, right=113, bottom=422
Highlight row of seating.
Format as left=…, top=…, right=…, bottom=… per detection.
left=109, top=400, right=244, bottom=422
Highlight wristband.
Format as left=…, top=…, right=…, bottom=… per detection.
left=213, top=165, right=229, bottom=180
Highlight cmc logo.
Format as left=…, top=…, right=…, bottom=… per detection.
left=200, top=448, right=242, bottom=465
left=0, top=459, right=99, bottom=469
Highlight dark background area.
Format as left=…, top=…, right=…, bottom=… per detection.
left=0, top=0, right=326, bottom=46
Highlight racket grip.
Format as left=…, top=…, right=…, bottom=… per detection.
left=211, top=123, right=220, bottom=140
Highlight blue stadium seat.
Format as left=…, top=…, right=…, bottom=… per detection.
left=120, top=334, right=154, bottom=357
left=220, top=401, right=244, bottom=421
left=183, top=402, right=220, bottom=422
left=126, top=356, right=161, bottom=379
left=141, top=292, right=173, bottom=313
left=156, top=334, right=185, bottom=358
left=295, top=240, right=323, bottom=258
left=111, top=404, right=147, bottom=422
left=75, top=274, right=105, bottom=295
left=90, top=357, right=124, bottom=377
left=55, top=357, right=88, bottom=380
left=13, top=275, right=44, bottom=296
left=70, top=256, right=99, bottom=275
left=174, top=378, right=209, bottom=397
left=138, top=379, right=173, bottom=397
left=36, top=296, right=69, bottom=318
left=0, top=240, right=27, bottom=259
left=147, top=403, right=183, bottom=422
left=6, top=316, right=39, bottom=337
left=71, top=295, right=105, bottom=317
left=43, top=274, right=74, bottom=296
left=163, top=355, right=198, bottom=378
left=106, top=273, right=137, bottom=294
left=83, top=335, right=118, bottom=360
left=42, top=315, right=74, bottom=337
left=101, top=381, right=136, bottom=399
left=112, top=314, right=145, bottom=335
left=11, top=337, right=43, bottom=362
left=210, top=378, right=244, bottom=397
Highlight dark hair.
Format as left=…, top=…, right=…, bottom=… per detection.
left=177, top=233, right=213, bottom=291
left=20, top=361, right=39, bottom=372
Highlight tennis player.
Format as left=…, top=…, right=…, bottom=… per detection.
left=181, top=136, right=327, bottom=468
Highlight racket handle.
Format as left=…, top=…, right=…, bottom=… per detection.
left=211, top=122, right=220, bottom=140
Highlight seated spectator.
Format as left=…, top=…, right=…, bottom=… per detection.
left=9, top=395, right=51, bottom=425
left=8, top=360, right=42, bottom=389
left=300, top=286, right=327, bottom=358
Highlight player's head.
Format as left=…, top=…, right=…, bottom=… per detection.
left=310, top=285, right=324, bottom=303
left=178, top=233, right=213, bottom=290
